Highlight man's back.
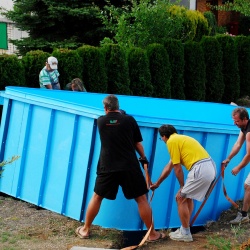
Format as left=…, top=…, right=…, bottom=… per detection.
left=97, top=112, right=142, bottom=173
left=167, top=133, right=209, bottom=170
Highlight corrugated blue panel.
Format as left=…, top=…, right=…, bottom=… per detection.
left=0, top=87, right=248, bottom=231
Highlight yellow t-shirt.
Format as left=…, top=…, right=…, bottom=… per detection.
left=166, top=133, right=209, bottom=170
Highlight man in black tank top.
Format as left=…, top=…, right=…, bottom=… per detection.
left=223, top=107, right=250, bottom=224
left=75, top=94, right=165, bottom=242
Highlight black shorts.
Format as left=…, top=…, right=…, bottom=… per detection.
left=94, top=169, right=148, bottom=200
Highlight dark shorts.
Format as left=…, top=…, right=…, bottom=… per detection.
left=94, top=169, right=148, bottom=200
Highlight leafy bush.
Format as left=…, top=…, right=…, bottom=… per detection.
left=52, top=48, right=83, bottom=89
left=169, top=5, right=209, bottom=42
left=164, top=39, right=185, bottom=100
left=184, top=41, right=206, bottom=101
left=77, top=45, right=107, bottom=93
left=187, top=9, right=210, bottom=41
left=127, top=47, right=153, bottom=97
left=216, top=35, right=240, bottom=104
left=200, top=36, right=224, bottom=102
left=22, top=50, right=50, bottom=88
left=147, top=43, right=171, bottom=98
left=0, top=54, right=25, bottom=90
left=102, top=0, right=186, bottom=48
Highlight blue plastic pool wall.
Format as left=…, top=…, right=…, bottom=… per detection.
left=0, top=87, right=248, bottom=231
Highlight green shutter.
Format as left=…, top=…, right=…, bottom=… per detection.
left=0, top=23, right=8, bottom=49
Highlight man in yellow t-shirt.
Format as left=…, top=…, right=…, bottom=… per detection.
left=151, top=124, right=216, bottom=242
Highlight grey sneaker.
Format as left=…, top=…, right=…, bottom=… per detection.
left=169, top=228, right=180, bottom=237
left=230, top=212, right=250, bottom=224
left=169, top=230, right=193, bottom=242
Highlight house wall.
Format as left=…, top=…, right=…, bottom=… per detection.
left=0, top=18, right=28, bottom=55
left=196, top=0, right=239, bottom=28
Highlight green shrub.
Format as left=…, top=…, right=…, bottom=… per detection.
left=22, top=50, right=50, bottom=88
left=103, top=44, right=131, bottom=95
left=204, top=11, right=217, bottom=36
left=147, top=43, right=171, bottom=98
left=169, top=6, right=209, bottom=42
left=187, top=10, right=210, bottom=42
left=216, top=35, right=240, bottom=104
left=0, top=54, right=25, bottom=90
left=77, top=45, right=107, bottom=93
left=184, top=41, right=206, bottom=101
left=235, top=36, right=250, bottom=97
left=164, top=39, right=185, bottom=100
left=200, top=36, right=224, bottom=102
left=127, top=47, right=153, bottom=97
left=52, top=48, right=83, bottom=90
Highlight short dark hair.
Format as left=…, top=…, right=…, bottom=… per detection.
left=103, top=94, right=119, bottom=111
left=159, top=124, right=177, bottom=138
left=232, top=107, right=249, bottom=120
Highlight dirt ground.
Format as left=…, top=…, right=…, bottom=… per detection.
left=0, top=193, right=250, bottom=250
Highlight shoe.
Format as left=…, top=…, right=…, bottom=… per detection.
left=169, top=228, right=180, bottom=237
left=169, top=230, right=193, bottom=242
left=230, top=212, right=250, bottom=225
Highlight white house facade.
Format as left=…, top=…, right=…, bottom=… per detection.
left=0, top=0, right=28, bottom=55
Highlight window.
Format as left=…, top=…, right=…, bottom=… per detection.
left=0, top=22, right=8, bottom=49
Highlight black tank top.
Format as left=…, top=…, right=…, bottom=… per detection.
left=241, top=120, right=250, bottom=136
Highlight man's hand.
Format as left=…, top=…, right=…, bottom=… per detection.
left=139, top=156, right=149, bottom=168
left=222, top=158, right=230, bottom=167
left=231, top=166, right=241, bottom=176
left=150, top=183, right=159, bottom=191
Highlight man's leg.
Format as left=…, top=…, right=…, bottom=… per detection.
left=135, top=194, right=165, bottom=241
left=177, top=197, right=192, bottom=228
left=78, top=192, right=104, bottom=237
left=242, top=183, right=250, bottom=212
left=169, top=195, right=193, bottom=242
left=230, top=183, right=250, bottom=224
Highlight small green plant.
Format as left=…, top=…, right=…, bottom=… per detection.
left=231, top=224, right=245, bottom=238
left=0, top=156, right=20, bottom=178
left=207, top=235, right=232, bottom=249
left=1, top=231, right=12, bottom=243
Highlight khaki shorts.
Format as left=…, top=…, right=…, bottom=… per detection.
left=245, top=173, right=250, bottom=186
left=181, top=158, right=216, bottom=202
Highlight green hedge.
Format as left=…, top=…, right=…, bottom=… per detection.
left=77, top=45, right=107, bottom=93
left=0, top=54, right=25, bottom=90
left=235, top=36, right=250, bottom=98
left=52, top=48, right=83, bottom=90
left=147, top=43, right=171, bottom=98
left=200, top=36, right=224, bottom=102
left=102, top=44, right=131, bottom=95
left=22, top=50, right=50, bottom=88
left=184, top=41, right=206, bottom=101
left=2, top=33, right=250, bottom=104
left=127, top=47, right=153, bottom=97
left=216, top=35, right=240, bottom=104
left=164, top=39, right=185, bottom=100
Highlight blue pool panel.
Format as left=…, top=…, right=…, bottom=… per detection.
left=0, top=87, right=247, bottom=230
